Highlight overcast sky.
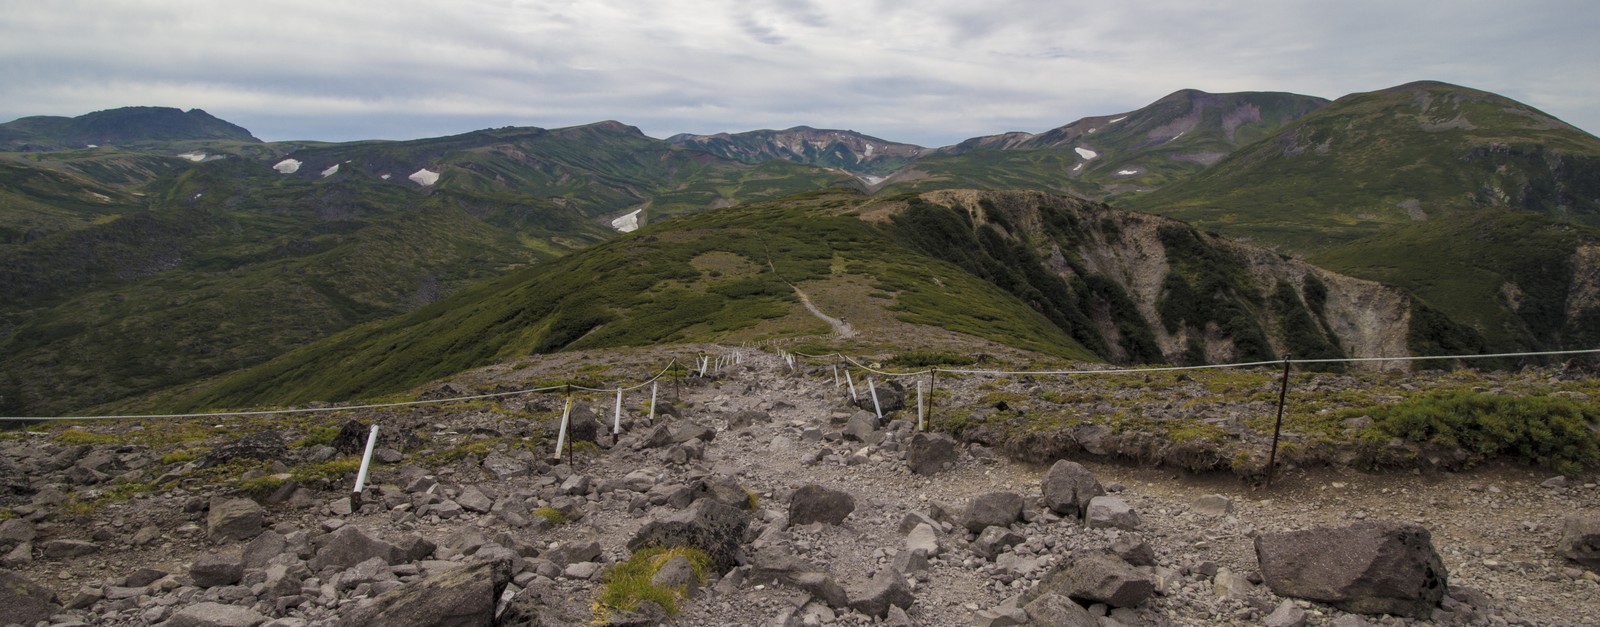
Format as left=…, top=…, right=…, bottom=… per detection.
left=3, top=0, right=1597, bottom=147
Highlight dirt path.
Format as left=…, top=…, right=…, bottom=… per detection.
left=792, top=285, right=856, bottom=338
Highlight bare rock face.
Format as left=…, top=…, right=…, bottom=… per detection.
left=1040, top=460, right=1104, bottom=518
left=1031, top=552, right=1156, bottom=608
left=0, top=571, right=59, bottom=627
left=1255, top=521, right=1448, bottom=618
left=339, top=558, right=511, bottom=627
left=628, top=498, right=752, bottom=572
left=905, top=432, right=959, bottom=475
left=789, top=483, right=856, bottom=526
left=207, top=497, right=265, bottom=542
left=961, top=491, right=1024, bottom=533
left=1558, top=513, right=1600, bottom=570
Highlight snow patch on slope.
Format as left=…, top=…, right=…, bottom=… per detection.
left=177, top=151, right=207, bottom=162
left=321, top=164, right=339, bottom=178
left=611, top=209, right=643, bottom=232
left=409, top=168, right=440, bottom=186
left=273, top=159, right=302, bottom=174
left=1074, top=147, right=1098, bottom=159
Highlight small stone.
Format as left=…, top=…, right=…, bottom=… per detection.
left=1264, top=599, right=1308, bottom=627
left=1193, top=494, right=1233, bottom=516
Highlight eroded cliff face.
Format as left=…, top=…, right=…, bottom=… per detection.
left=914, top=189, right=1412, bottom=367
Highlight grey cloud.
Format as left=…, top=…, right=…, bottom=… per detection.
left=1, top=0, right=1596, bottom=146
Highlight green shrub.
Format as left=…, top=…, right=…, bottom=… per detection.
left=290, top=457, right=363, bottom=483
left=884, top=351, right=977, bottom=368
left=293, top=426, right=339, bottom=448
left=1355, top=390, right=1600, bottom=475
left=594, top=546, right=713, bottom=619
left=533, top=507, right=569, bottom=525
left=160, top=448, right=204, bottom=465
left=235, top=475, right=289, bottom=498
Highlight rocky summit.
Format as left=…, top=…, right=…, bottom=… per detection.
left=0, top=349, right=1598, bottom=626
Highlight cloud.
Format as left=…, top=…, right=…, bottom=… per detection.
left=1, top=0, right=1596, bottom=147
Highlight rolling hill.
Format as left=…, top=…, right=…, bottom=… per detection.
left=152, top=189, right=1435, bottom=413
left=0, top=119, right=858, bottom=416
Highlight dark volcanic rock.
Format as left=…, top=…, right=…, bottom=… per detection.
left=788, top=483, right=855, bottom=526
left=1557, top=512, right=1600, bottom=570
left=1024, top=592, right=1096, bottom=626
left=1040, top=460, right=1104, bottom=517
left=331, top=420, right=371, bottom=455
left=1255, top=521, right=1448, bottom=618
left=207, top=497, right=265, bottom=542
left=628, top=498, right=752, bottom=572
left=198, top=431, right=286, bottom=468
left=340, top=558, right=511, bottom=627
left=1032, top=552, right=1155, bottom=608
left=190, top=552, right=245, bottom=587
left=851, top=378, right=905, bottom=413
left=310, top=525, right=404, bottom=572
left=961, top=491, right=1024, bottom=533
left=165, top=601, right=270, bottom=627
left=905, top=432, right=959, bottom=475
left=848, top=569, right=914, bottom=618
left=0, top=571, right=59, bottom=627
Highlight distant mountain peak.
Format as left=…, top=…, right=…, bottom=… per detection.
left=667, top=126, right=926, bottom=176
left=0, top=106, right=259, bottom=149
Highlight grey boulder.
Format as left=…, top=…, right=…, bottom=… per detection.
left=1255, top=521, right=1448, bottom=618
left=1040, top=460, right=1104, bottom=517
left=961, top=492, right=1024, bottom=533
left=788, top=483, right=855, bottom=526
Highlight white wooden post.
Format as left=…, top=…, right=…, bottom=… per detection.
left=353, top=424, right=380, bottom=493
left=554, top=396, right=573, bottom=460
left=612, top=388, right=623, bottom=434
left=648, top=382, right=658, bottom=422
left=845, top=370, right=858, bottom=401
left=867, top=376, right=883, bottom=420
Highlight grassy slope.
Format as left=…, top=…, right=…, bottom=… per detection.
left=161, top=190, right=1099, bottom=411
left=1120, top=81, right=1600, bottom=350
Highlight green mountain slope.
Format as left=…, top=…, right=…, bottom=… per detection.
left=0, top=106, right=260, bottom=150
left=878, top=90, right=1328, bottom=198
left=157, top=189, right=1430, bottom=412
left=1120, top=81, right=1600, bottom=350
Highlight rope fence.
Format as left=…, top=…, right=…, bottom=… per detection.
left=7, top=340, right=1599, bottom=480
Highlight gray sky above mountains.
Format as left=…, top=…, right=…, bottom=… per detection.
left=3, top=0, right=1597, bottom=147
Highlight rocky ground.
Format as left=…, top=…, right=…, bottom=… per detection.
left=1, top=347, right=1599, bottom=626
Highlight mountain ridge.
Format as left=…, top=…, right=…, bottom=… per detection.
left=0, top=106, right=260, bottom=150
